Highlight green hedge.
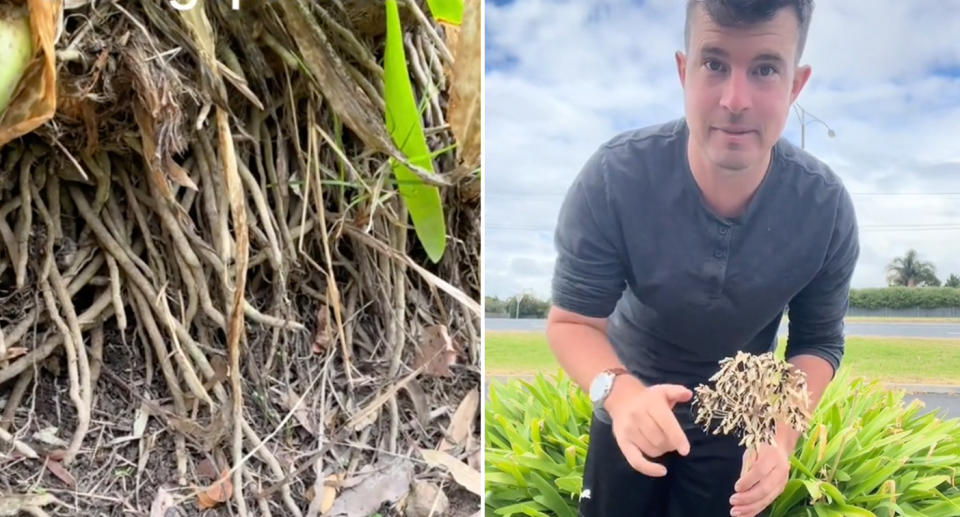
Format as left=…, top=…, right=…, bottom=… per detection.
left=848, top=287, right=960, bottom=310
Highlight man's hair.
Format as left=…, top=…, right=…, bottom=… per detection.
left=684, top=0, right=815, bottom=63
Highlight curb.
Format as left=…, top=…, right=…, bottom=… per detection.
left=886, top=384, right=960, bottom=395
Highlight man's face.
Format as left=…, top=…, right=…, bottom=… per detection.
left=676, top=6, right=811, bottom=174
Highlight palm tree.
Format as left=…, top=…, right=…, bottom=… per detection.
left=886, top=250, right=939, bottom=287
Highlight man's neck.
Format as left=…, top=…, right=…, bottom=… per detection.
left=687, top=140, right=772, bottom=220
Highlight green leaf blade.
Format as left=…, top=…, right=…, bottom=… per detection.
left=384, top=0, right=447, bottom=262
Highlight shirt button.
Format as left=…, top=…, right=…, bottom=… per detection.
left=714, top=249, right=725, bottom=259
left=719, top=226, right=729, bottom=235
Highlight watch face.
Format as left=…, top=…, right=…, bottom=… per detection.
left=590, top=372, right=613, bottom=403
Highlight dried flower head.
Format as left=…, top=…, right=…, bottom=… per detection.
left=692, top=351, right=811, bottom=451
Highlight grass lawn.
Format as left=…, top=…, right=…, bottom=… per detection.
left=485, top=331, right=960, bottom=385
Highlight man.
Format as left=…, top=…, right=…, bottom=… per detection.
left=546, top=1, right=858, bottom=516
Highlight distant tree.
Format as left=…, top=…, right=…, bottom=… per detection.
left=485, top=296, right=509, bottom=315
left=505, top=294, right=551, bottom=318
left=946, top=274, right=960, bottom=288
left=886, top=250, right=939, bottom=287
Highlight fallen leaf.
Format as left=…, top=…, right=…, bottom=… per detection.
left=44, top=457, right=77, bottom=488
left=0, top=347, right=27, bottom=362
left=133, top=401, right=151, bottom=439
left=466, top=434, right=480, bottom=471
left=284, top=388, right=317, bottom=435
left=325, top=460, right=414, bottom=516
left=312, top=307, right=332, bottom=354
left=165, top=157, right=198, bottom=190
left=404, top=480, right=449, bottom=517
left=318, top=473, right=342, bottom=514
left=33, top=427, right=68, bottom=447
left=419, top=449, right=482, bottom=496
left=195, top=469, right=232, bottom=510
left=149, top=487, right=178, bottom=517
left=437, top=389, right=478, bottom=452
left=415, top=325, right=457, bottom=377
left=401, top=380, right=431, bottom=429
left=197, top=458, right=219, bottom=481
left=348, top=366, right=425, bottom=431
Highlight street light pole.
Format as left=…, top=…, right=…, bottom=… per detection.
left=793, top=104, right=836, bottom=150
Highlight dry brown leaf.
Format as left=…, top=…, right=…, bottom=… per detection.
left=278, top=0, right=394, bottom=155
left=466, top=434, right=481, bottom=471
left=419, top=449, right=482, bottom=496
left=445, top=0, right=481, bottom=170
left=133, top=401, right=150, bottom=439
left=415, top=325, right=457, bottom=377
left=318, top=473, right=342, bottom=514
left=165, top=157, right=198, bottom=191
left=404, top=480, right=449, bottom=517
left=312, top=307, right=332, bottom=354
left=197, top=458, right=219, bottom=481
left=149, top=487, right=177, bottom=517
left=438, top=389, right=479, bottom=451
left=1, top=347, right=27, bottom=362
left=347, top=363, right=427, bottom=431
left=195, top=469, right=233, bottom=510
left=284, top=388, right=317, bottom=435
left=325, top=460, right=414, bottom=516
left=401, top=380, right=431, bottom=429
left=44, top=457, right=77, bottom=488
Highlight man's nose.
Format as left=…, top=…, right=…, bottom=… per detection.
left=720, top=71, right=751, bottom=113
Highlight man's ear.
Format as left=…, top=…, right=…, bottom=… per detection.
left=790, top=64, right=812, bottom=103
left=676, top=51, right=687, bottom=87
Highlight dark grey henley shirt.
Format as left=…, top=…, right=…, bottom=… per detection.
left=552, top=118, right=860, bottom=392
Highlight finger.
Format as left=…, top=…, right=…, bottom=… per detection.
left=637, top=413, right=670, bottom=456
left=732, top=487, right=780, bottom=517
left=618, top=437, right=667, bottom=477
left=735, top=449, right=776, bottom=493
left=648, top=402, right=690, bottom=456
left=740, top=447, right=757, bottom=480
left=628, top=425, right=665, bottom=459
left=661, top=384, right=693, bottom=406
left=732, top=466, right=786, bottom=509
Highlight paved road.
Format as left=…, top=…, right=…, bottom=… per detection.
left=904, top=393, right=960, bottom=420
left=486, top=318, right=960, bottom=339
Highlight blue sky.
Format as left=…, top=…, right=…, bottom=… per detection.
left=484, top=0, right=960, bottom=299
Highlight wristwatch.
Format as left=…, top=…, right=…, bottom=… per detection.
left=589, top=367, right=629, bottom=410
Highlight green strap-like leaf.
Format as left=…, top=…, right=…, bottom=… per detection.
left=426, top=0, right=464, bottom=25
left=384, top=0, right=447, bottom=262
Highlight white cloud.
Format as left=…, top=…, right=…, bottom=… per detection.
left=484, top=0, right=960, bottom=299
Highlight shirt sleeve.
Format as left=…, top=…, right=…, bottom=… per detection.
left=551, top=148, right=627, bottom=318
left=786, top=187, right=860, bottom=375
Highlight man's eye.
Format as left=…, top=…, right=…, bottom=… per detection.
left=756, top=64, right=778, bottom=77
left=705, top=60, right=725, bottom=72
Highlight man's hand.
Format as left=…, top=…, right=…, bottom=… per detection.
left=730, top=442, right=790, bottom=517
left=605, top=376, right=692, bottom=477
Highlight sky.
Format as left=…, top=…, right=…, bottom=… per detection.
left=484, top=0, right=960, bottom=300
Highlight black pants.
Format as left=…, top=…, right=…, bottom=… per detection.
left=578, top=412, right=770, bottom=517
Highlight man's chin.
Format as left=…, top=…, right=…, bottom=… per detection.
left=709, top=152, right=752, bottom=173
